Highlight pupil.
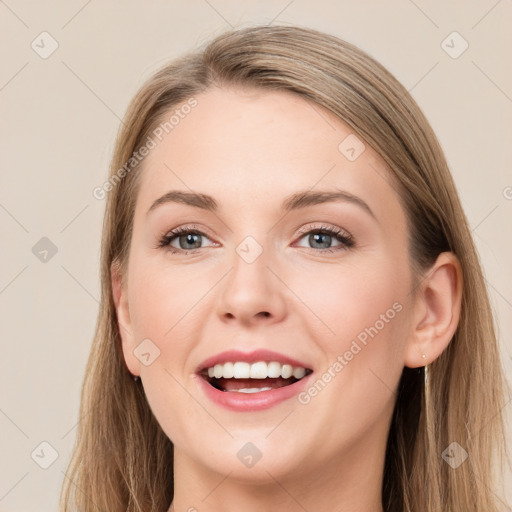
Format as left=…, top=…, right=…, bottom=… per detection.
left=310, top=233, right=331, bottom=249
left=180, top=233, right=201, bottom=250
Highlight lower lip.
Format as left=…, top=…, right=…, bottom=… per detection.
left=197, top=373, right=313, bottom=412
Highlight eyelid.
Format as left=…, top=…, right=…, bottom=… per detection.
left=160, top=224, right=213, bottom=240
left=296, top=222, right=352, bottom=238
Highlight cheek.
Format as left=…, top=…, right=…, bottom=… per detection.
left=128, top=255, right=214, bottom=341
left=296, top=257, right=409, bottom=360
left=126, top=258, right=216, bottom=441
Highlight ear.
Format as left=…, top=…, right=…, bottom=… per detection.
left=404, top=252, right=463, bottom=368
left=111, top=260, right=140, bottom=377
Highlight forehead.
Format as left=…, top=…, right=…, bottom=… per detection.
left=134, top=86, right=405, bottom=228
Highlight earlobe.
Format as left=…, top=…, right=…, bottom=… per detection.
left=111, top=260, right=140, bottom=377
left=404, top=252, right=463, bottom=368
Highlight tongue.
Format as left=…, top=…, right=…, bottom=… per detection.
left=218, top=377, right=295, bottom=392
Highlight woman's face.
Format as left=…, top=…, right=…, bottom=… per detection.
left=116, top=86, right=418, bottom=484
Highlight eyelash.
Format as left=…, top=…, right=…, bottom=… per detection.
left=156, top=224, right=355, bottom=255
left=296, top=224, right=355, bottom=253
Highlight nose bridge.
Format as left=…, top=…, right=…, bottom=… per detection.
left=217, top=233, right=286, bottom=323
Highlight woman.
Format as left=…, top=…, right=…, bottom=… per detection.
left=61, top=25, right=510, bottom=511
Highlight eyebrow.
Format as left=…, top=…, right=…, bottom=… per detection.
left=147, top=188, right=377, bottom=221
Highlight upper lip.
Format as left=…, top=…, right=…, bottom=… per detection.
left=196, top=349, right=312, bottom=374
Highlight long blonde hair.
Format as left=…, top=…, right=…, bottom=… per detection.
left=61, top=24, right=510, bottom=511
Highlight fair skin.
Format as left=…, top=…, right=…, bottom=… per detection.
left=112, top=86, right=462, bottom=512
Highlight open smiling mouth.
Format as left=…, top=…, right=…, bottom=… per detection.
left=200, top=361, right=313, bottom=394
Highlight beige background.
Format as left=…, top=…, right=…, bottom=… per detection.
left=1, top=1, right=511, bottom=510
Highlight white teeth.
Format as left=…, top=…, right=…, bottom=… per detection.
left=281, top=364, right=293, bottom=379
left=234, top=387, right=273, bottom=393
left=293, top=367, right=306, bottom=379
left=204, top=360, right=309, bottom=380
left=233, top=362, right=251, bottom=378
left=222, top=361, right=234, bottom=379
left=214, top=364, right=223, bottom=379
left=250, top=361, right=268, bottom=379
left=267, top=361, right=282, bottom=378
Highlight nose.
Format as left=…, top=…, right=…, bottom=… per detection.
left=216, top=241, right=287, bottom=326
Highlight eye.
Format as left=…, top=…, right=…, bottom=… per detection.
left=156, top=223, right=355, bottom=255
left=295, top=224, right=355, bottom=253
left=157, top=225, right=217, bottom=254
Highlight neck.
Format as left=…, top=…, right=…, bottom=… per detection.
left=168, top=419, right=388, bottom=512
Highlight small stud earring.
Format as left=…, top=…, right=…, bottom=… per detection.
left=133, top=375, right=140, bottom=382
